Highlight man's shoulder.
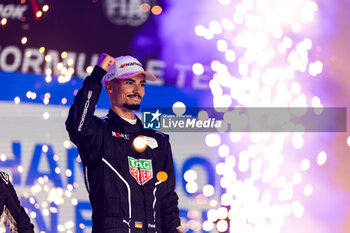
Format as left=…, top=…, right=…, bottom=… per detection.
left=0, top=171, right=10, bottom=184
left=142, top=128, right=169, bottom=140
left=0, top=171, right=11, bottom=186
left=91, top=115, right=110, bottom=127
left=99, top=115, right=108, bottom=124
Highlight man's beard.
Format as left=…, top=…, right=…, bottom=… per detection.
left=123, top=103, right=140, bottom=110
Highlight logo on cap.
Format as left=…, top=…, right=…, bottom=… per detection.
left=120, top=62, right=143, bottom=69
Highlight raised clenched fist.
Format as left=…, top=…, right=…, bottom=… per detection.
left=97, top=53, right=116, bottom=72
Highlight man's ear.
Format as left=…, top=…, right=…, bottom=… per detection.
left=104, top=81, right=112, bottom=94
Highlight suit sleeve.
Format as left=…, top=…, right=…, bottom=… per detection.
left=65, top=65, right=107, bottom=166
left=160, top=136, right=181, bottom=233
left=0, top=173, right=34, bottom=233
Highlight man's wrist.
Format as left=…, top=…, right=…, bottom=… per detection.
left=88, top=65, right=107, bottom=83
left=97, top=53, right=115, bottom=72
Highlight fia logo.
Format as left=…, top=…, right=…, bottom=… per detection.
left=103, top=0, right=150, bottom=27
left=143, top=109, right=161, bottom=129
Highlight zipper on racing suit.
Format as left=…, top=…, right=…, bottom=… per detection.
left=135, top=146, right=148, bottom=233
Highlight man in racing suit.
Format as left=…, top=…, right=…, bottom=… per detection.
left=65, top=53, right=182, bottom=233
left=0, top=171, right=34, bottom=233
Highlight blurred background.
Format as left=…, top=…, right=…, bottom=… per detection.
left=0, top=0, right=349, bottom=232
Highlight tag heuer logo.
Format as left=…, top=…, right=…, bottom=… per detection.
left=128, top=157, right=153, bottom=185
left=143, top=109, right=161, bottom=129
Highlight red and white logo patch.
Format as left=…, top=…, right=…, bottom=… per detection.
left=128, top=156, right=153, bottom=185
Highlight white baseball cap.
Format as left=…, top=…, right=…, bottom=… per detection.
left=102, top=56, right=157, bottom=83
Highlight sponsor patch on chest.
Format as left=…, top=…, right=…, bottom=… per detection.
left=143, top=136, right=158, bottom=149
left=128, top=156, right=153, bottom=185
left=112, top=131, right=130, bottom=140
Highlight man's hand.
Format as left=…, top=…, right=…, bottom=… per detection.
left=97, top=53, right=115, bottom=72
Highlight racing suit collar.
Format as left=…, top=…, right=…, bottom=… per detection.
left=107, top=109, right=143, bottom=133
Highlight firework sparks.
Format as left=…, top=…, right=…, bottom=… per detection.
left=190, top=0, right=325, bottom=232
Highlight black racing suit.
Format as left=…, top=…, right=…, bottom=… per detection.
left=0, top=172, right=34, bottom=233
left=65, top=66, right=181, bottom=233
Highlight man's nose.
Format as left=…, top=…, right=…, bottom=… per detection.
left=133, top=84, right=141, bottom=93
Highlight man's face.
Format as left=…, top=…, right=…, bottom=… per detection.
left=105, top=74, right=146, bottom=111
